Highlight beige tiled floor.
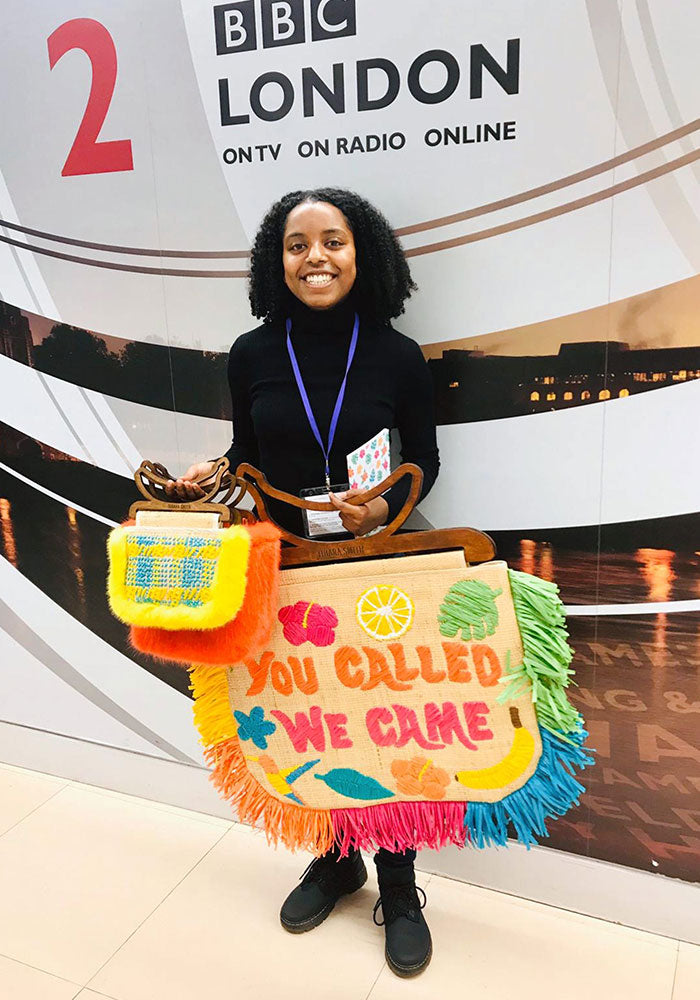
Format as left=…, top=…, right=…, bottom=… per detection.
left=0, top=762, right=697, bottom=1000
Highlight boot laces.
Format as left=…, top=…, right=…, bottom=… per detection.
left=373, top=884, right=426, bottom=926
left=299, top=854, right=354, bottom=894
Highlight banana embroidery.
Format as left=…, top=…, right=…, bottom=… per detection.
left=455, top=707, right=536, bottom=791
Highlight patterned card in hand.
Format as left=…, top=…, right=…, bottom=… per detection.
left=347, top=428, right=391, bottom=491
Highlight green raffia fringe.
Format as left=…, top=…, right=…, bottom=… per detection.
left=469, top=566, right=594, bottom=847
left=499, top=568, right=582, bottom=737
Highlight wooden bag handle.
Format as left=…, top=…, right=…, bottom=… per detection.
left=235, top=461, right=422, bottom=533
left=235, top=462, right=496, bottom=567
left=129, top=457, right=250, bottom=523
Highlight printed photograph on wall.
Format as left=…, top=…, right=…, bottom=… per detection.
left=425, top=277, right=700, bottom=881
left=2, top=276, right=699, bottom=880
left=1, top=0, right=698, bottom=890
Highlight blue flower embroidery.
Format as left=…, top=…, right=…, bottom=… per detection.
left=234, top=706, right=277, bottom=749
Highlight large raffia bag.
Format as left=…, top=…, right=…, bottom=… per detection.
left=188, top=463, right=593, bottom=856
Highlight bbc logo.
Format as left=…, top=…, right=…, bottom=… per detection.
left=214, top=0, right=357, bottom=54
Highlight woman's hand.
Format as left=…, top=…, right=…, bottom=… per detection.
left=328, top=490, right=389, bottom=537
left=164, top=460, right=217, bottom=501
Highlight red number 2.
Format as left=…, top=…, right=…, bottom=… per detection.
left=48, top=18, right=134, bottom=177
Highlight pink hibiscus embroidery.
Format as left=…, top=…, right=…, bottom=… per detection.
left=359, top=449, right=365, bottom=458
left=278, top=601, right=338, bottom=647
left=382, top=460, right=389, bottom=470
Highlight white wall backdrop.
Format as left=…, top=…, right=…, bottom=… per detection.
left=1, top=0, right=699, bottom=895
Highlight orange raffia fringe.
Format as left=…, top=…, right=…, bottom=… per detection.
left=190, top=662, right=334, bottom=854
left=205, top=737, right=335, bottom=855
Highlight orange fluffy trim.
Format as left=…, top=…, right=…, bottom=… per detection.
left=204, top=736, right=335, bottom=855
left=131, top=521, right=281, bottom=666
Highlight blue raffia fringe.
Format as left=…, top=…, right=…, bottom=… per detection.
left=465, top=726, right=594, bottom=848
left=463, top=566, right=595, bottom=848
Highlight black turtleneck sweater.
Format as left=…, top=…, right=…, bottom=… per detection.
left=224, top=296, right=440, bottom=534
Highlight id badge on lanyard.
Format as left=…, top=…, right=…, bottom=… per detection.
left=300, top=483, right=350, bottom=538
left=286, top=312, right=359, bottom=537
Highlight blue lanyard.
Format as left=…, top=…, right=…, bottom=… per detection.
left=285, top=312, right=360, bottom=490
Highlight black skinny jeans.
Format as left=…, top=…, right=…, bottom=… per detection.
left=323, top=843, right=416, bottom=870
left=374, top=847, right=417, bottom=871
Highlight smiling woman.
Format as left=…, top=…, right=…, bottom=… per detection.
left=282, top=201, right=357, bottom=310
left=162, top=186, right=440, bottom=975
left=164, top=186, right=438, bottom=537
left=247, top=187, right=417, bottom=325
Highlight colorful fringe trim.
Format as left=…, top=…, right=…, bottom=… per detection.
left=203, top=735, right=336, bottom=855
left=499, top=568, right=581, bottom=737
left=332, top=801, right=469, bottom=856
left=191, top=565, right=594, bottom=855
left=466, top=726, right=592, bottom=849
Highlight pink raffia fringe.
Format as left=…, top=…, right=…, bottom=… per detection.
left=331, top=800, right=468, bottom=856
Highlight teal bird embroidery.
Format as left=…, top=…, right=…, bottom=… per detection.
left=246, top=754, right=319, bottom=805
left=314, top=768, right=395, bottom=800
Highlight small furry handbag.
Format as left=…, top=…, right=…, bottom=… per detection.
left=106, top=459, right=281, bottom=666
left=128, top=521, right=281, bottom=665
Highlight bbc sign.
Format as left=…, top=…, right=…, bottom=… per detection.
left=214, top=0, right=357, bottom=54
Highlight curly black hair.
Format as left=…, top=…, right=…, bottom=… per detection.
left=248, top=188, right=416, bottom=325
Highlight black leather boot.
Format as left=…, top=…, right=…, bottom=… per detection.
left=280, top=848, right=367, bottom=933
left=374, top=858, right=432, bottom=977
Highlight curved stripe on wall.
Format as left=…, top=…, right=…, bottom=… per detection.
left=2, top=118, right=699, bottom=272
left=0, top=457, right=191, bottom=701
left=0, top=580, right=198, bottom=764
left=2, top=270, right=700, bottom=425
left=0, top=423, right=135, bottom=520
left=0, top=298, right=230, bottom=420
left=2, top=426, right=698, bottom=610
left=428, top=377, right=700, bottom=530
left=2, top=349, right=699, bottom=531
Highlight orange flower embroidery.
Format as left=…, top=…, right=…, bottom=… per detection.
left=391, top=757, right=450, bottom=800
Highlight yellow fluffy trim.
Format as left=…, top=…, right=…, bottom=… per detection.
left=107, top=525, right=250, bottom=630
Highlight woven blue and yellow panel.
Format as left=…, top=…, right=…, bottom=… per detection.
left=107, top=524, right=251, bottom=630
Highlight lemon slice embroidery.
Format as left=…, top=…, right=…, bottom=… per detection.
left=356, top=585, right=415, bottom=641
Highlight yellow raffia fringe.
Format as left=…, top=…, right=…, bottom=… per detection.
left=190, top=664, right=239, bottom=745
left=107, top=525, right=250, bottom=630
left=190, top=664, right=334, bottom=854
